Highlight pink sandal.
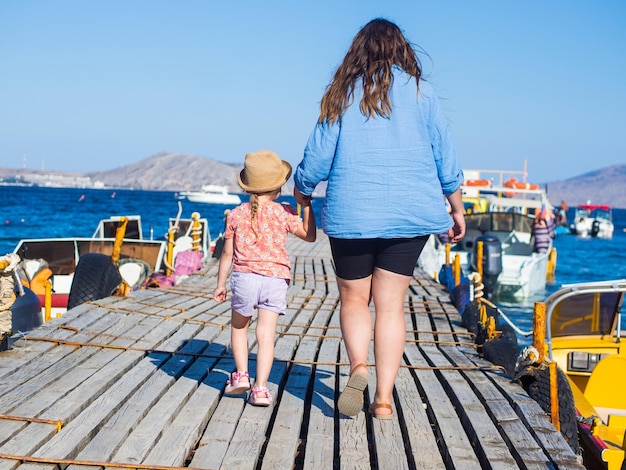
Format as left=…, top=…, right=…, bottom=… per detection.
left=224, top=371, right=251, bottom=395
left=249, top=386, right=272, bottom=407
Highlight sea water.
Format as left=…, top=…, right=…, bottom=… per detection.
left=2, top=185, right=625, bottom=347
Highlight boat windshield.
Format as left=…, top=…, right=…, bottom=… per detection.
left=574, top=206, right=612, bottom=221
left=465, top=212, right=534, bottom=234
left=550, top=291, right=621, bottom=338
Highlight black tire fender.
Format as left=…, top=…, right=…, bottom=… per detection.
left=482, top=324, right=519, bottom=378
left=516, top=364, right=580, bottom=456
left=67, top=253, right=122, bottom=310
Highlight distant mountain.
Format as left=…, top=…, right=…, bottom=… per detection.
left=1, top=153, right=623, bottom=208
left=542, top=164, right=626, bottom=209
left=87, top=152, right=244, bottom=192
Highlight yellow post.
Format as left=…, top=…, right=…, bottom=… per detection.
left=549, top=361, right=560, bottom=431
left=445, top=243, right=451, bottom=267
left=486, top=315, right=496, bottom=340
left=166, top=228, right=175, bottom=276
left=111, top=216, right=128, bottom=265
left=44, top=278, right=52, bottom=322
left=546, top=247, right=557, bottom=282
left=453, top=254, right=461, bottom=287
left=191, top=212, right=201, bottom=251
left=476, top=240, right=484, bottom=280
left=533, top=301, right=547, bottom=363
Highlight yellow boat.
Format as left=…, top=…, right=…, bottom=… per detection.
left=544, top=279, right=626, bottom=469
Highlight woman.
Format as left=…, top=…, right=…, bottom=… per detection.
left=293, top=18, right=465, bottom=419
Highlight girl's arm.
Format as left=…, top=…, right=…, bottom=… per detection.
left=293, top=203, right=317, bottom=242
left=213, top=237, right=234, bottom=302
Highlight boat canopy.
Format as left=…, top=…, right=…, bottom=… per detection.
left=577, top=204, right=611, bottom=211
left=546, top=279, right=626, bottom=340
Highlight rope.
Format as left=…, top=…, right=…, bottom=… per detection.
left=20, top=336, right=496, bottom=371
left=84, top=301, right=472, bottom=339
left=466, top=271, right=533, bottom=337
left=468, top=272, right=484, bottom=301
left=0, top=414, right=64, bottom=432
left=0, top=453, right=209, bottom=470
left=481, top=298, right=533, bottom=337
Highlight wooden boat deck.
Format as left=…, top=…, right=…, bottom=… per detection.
left=0, top=233, right=584, bottom=469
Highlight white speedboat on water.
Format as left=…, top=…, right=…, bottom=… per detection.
left=419, top=168, right=556, bottom=300
left=569, top=203, right=614, bottom=239
left=178, top=184, right=241, bottom=205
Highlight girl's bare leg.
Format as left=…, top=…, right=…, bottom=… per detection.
left=254, top=308, right=279, bottom=387
left=231, top=310, right=250, bottom=372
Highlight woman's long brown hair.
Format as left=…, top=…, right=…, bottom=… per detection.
left=319, top=18, right=422, bottom=124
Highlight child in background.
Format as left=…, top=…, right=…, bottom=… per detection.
left=213, top=150, right=316, bottom=406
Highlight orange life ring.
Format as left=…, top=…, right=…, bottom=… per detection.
left=464, top=179, right=490, bottom=187
left=503, top=178, right=539, bottom=196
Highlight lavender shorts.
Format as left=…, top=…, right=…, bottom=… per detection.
left=230, top=271, right=288, bottom=317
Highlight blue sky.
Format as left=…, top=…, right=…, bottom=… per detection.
left=1, top=1, right=624, bottom=183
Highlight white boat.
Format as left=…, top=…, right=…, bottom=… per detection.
left=178, top=184, right=241, bottom=205
left=569, top=203, right=614, bottom=239
left=419, top=168, right=556, bottom=300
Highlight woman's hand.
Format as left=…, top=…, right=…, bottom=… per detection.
left=294, top=187, right=312, bottom=207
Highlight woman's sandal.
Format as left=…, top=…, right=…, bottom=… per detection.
left=368, top=402, right=393, bottom=420
left=337, top=362, right=368, bottom=416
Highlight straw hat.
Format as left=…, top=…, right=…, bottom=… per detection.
left=237, top=150, right=292, bottom=193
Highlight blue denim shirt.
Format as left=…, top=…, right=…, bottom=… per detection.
left=294, top=67, right=463, bottom=239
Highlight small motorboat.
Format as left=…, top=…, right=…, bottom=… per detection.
left=419, top=167, right=556, bottom=300
left=12, top=209, right=213, bottom=320
left=569, top=203, right=614, bottom=239
left=178, top=184, right=241, bottom=205
left=14, top=217, right=167, bottom=318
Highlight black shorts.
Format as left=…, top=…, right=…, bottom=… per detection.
left=329, top=236, right=429, bottom=280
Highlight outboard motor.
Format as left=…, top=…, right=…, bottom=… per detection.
left=471, top=235, right=502, bottom=299
left=591, top=219, right=600, bottom=237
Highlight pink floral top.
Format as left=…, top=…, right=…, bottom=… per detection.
left=225, top=201, right=302, bottom=280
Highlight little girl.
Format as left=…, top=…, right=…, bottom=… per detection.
left=213, top=150, right=316, bottom=406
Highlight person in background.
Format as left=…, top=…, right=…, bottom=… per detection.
left=214, top=150, right=316, bottom=406
left=293, top=18, right=465, bottom=419
left=533, top=205, right=555, bottom=253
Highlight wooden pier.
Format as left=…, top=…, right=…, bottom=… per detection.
left=0, top=233, right=584, bottom=469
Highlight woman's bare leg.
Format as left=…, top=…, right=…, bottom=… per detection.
left=371, top=267, right=411, bottom=414
left=337, top=276, right=372, bottom=376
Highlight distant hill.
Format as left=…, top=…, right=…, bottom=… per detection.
left=1, top=153, right=623, bottom=208
left=88, top=152, right=244, bottom=192
left=541, top=164, right=626, bottom=209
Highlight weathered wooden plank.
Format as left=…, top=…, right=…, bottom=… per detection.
left=337, top=337, right=372, bottom=470
left=302, top=302, right=341, bottom=470
left=65, top=324, right=217, bottom=470
left=110, top=330, right=231, bottom=469
left=405, top=300, right=483, bottom=469
left=0, top=316, right=189, bottom=470
left=186, top=357, right=240, bottom=470
left=0, top=235, right=587, bottom=469
left=261, top=278, right=334, bottom=469
left=366, top=366, right=411, bottom=469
